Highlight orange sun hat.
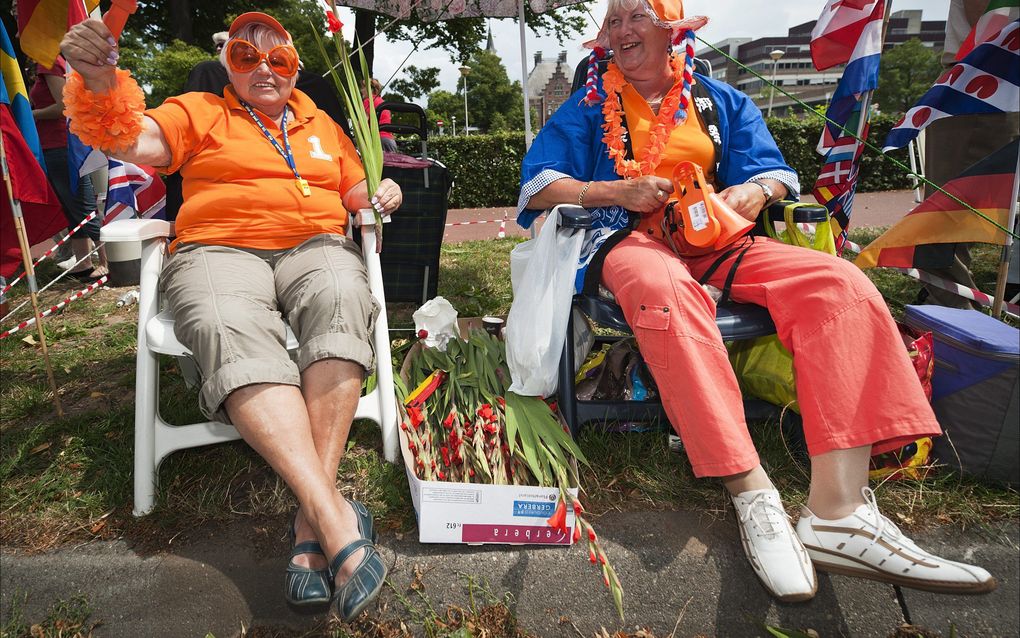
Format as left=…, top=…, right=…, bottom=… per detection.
left=228, top=11, right=292, bottom=41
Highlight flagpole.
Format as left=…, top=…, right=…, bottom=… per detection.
left=991, top=150, right=1020, bottom=318
left=850, top=0, right=893, bottom=148
left=0, top=132, right=65, bottom=416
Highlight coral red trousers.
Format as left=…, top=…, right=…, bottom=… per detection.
left=601, top=232, right=941, bottom=478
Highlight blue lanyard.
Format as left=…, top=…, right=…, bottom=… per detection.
left=240, top=100, right=310, bottom=195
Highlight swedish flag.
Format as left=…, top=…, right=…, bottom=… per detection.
left=1, top=22, right=45, bottom=171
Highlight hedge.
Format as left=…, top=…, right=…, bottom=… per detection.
left=401, top=114, right=913, bottom=209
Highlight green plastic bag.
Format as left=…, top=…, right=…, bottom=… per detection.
left=728, top=204, right=835, bottom=413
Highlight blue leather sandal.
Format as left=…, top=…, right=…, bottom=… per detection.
left=284, top=519, right=331, bottom=607
left=348, top=499, right=377, bottom=543
left=329, top=538, right=387, bottom=621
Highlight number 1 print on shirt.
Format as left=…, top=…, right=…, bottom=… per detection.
left=308, top=136, right=333, bottom=161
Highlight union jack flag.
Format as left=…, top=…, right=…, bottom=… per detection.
left=104, top=159, right=166, bottom=223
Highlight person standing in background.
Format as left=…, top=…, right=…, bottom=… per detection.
left=28, top=56, right=109, bottom=282
left=362, top=78, right=397, bottom=153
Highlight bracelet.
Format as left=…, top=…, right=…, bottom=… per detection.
left=578, top=180, right=593, bottom=208
left=63, top=69, right=145, bottom=154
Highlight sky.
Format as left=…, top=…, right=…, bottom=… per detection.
left=332, top=0, right=949, bottom=103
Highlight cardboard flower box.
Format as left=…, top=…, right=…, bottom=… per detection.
left=398, top=316, right=578, bottom=545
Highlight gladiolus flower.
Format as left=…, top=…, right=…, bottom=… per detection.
left=437, top=470, right=446, bottom=480
left=572, top=499, right=584, bottom=515
left=589, top=548, right=597, bottom=563
left=496, top=396, right=505, bottom=408
left=546, top=500, right=568, bottom=533
left=477, top=404, right=495, bottom=421
left=588, top=528, right=597, bottom=542
left=443, top=412, right=455, bottom=428
left=400, top=422, right=409, bottom=431
left=603, top=573, right=610, bottom=587
left=469, top=468, right=476, bottom=477
left=325, top=11, right=343, bottom=33
left=573, top=525, right=582, bottom=543
left=407, top=406, right=424, bottom=427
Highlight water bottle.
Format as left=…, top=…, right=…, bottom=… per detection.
left=116, top=290, right=140, bottom=307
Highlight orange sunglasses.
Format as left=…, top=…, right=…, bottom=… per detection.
left=226, top=39, right=299, bottom=77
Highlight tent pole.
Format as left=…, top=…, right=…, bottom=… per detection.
left=0, top=134, right=64, bottom=416
left=991, top=149, right=1020, bottom=318
left=518, top=0, right=533, bottom=149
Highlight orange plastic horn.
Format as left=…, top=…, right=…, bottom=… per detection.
left=671, top=161, right=719, bottom=249
left=671, top=161, right=754, bottom=251
left=707, top=191, right=754, bottom=249
left=102, top=0, right=138, bottom=40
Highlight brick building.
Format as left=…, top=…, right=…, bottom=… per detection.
left=527, top=50, right=574, bottom=128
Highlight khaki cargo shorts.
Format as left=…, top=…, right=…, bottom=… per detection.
left=161, top=233, right=380, bottom=423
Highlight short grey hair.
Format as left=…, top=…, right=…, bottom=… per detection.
left=218, top=23, right=294, bottom=69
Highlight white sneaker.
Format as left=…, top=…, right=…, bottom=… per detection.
left=796, top=487, right=997, bottom=595
left=732, top=489, right=817, bottom=602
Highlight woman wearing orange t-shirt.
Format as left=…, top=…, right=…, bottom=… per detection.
left=61, top=12, right=398, bottom=619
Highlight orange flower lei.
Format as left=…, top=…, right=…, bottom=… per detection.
left=63, top=69, right=145, bottom=155
left=600, top=56, right=685, bottom=179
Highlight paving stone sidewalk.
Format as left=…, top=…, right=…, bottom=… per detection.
left=2, top=511, right=1016, bottom=637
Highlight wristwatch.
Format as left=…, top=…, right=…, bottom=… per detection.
left=749, top=179, right=775, bottom=206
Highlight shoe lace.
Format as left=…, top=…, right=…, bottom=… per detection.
left=739, top=492, right=787, bottom=539
left=861, top=486, right=904, bottom=550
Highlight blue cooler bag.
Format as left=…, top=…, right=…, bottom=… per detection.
left=903, top=305, right=1019, bottom=487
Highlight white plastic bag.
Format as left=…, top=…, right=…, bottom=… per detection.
left=506, top=211, right=585, bottom=396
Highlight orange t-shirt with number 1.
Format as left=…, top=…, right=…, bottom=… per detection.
left=146, top=86, right=366, bottom=252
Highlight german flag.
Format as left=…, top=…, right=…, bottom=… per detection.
left=856, top=138, right=1018, bottom=269
left=16, top=0, right=99, bottom=68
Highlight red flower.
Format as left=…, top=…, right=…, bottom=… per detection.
left=437, top=470, right=446, bottom=480
left=573, top=525, right=582, bottom=543
left=572, top=499, right=584, bottom=515
left=477, top=404, right=495, bottom=421
left=546, top=500, right=568, bottom=534
left=407, top=406, right=424, bottom=428
left=589, top=548, right=597, bottom=564
left=417, top=328, right=428, bottom=339
left=325, top=11, right=343, bottom=34
left=588, top=528, right=597, bottom=542
left=443, top=411, right=455, bottom=428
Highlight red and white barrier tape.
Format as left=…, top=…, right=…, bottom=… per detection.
left=891, top=268, right=1019, bottom=316
left=445, top=218, right=505, bottom=227
left=497, top=212, right=507, bottom=239
left=1, top=210, right=100, bottom=295
left=0, top=276, right=108, bottom=340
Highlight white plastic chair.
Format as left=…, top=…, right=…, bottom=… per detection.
left=101, top=211, right=400, bottom=516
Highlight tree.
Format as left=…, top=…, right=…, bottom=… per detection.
left=119, top=39, right=209, bottom=108
left=371, top=3, right=591, bottom=71
left=875, top=38, right=943, bottom=114
left=456, top=49, right=524, bottom=132
left=388, top=65, right=441, bottom=102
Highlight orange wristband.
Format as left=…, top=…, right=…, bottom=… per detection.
left=63, top=69, right=145, bottom=154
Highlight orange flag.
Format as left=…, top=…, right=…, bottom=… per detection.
left=16, top=0, right=100, bottom=68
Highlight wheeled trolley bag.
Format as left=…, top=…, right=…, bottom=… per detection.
left=375, top=102, right=452, bottom=304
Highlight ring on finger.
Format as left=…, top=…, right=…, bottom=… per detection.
left=656, top=189, right=665, bottom=200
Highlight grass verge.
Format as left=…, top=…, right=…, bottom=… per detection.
left=0, top=232, right=1016, bottom=557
